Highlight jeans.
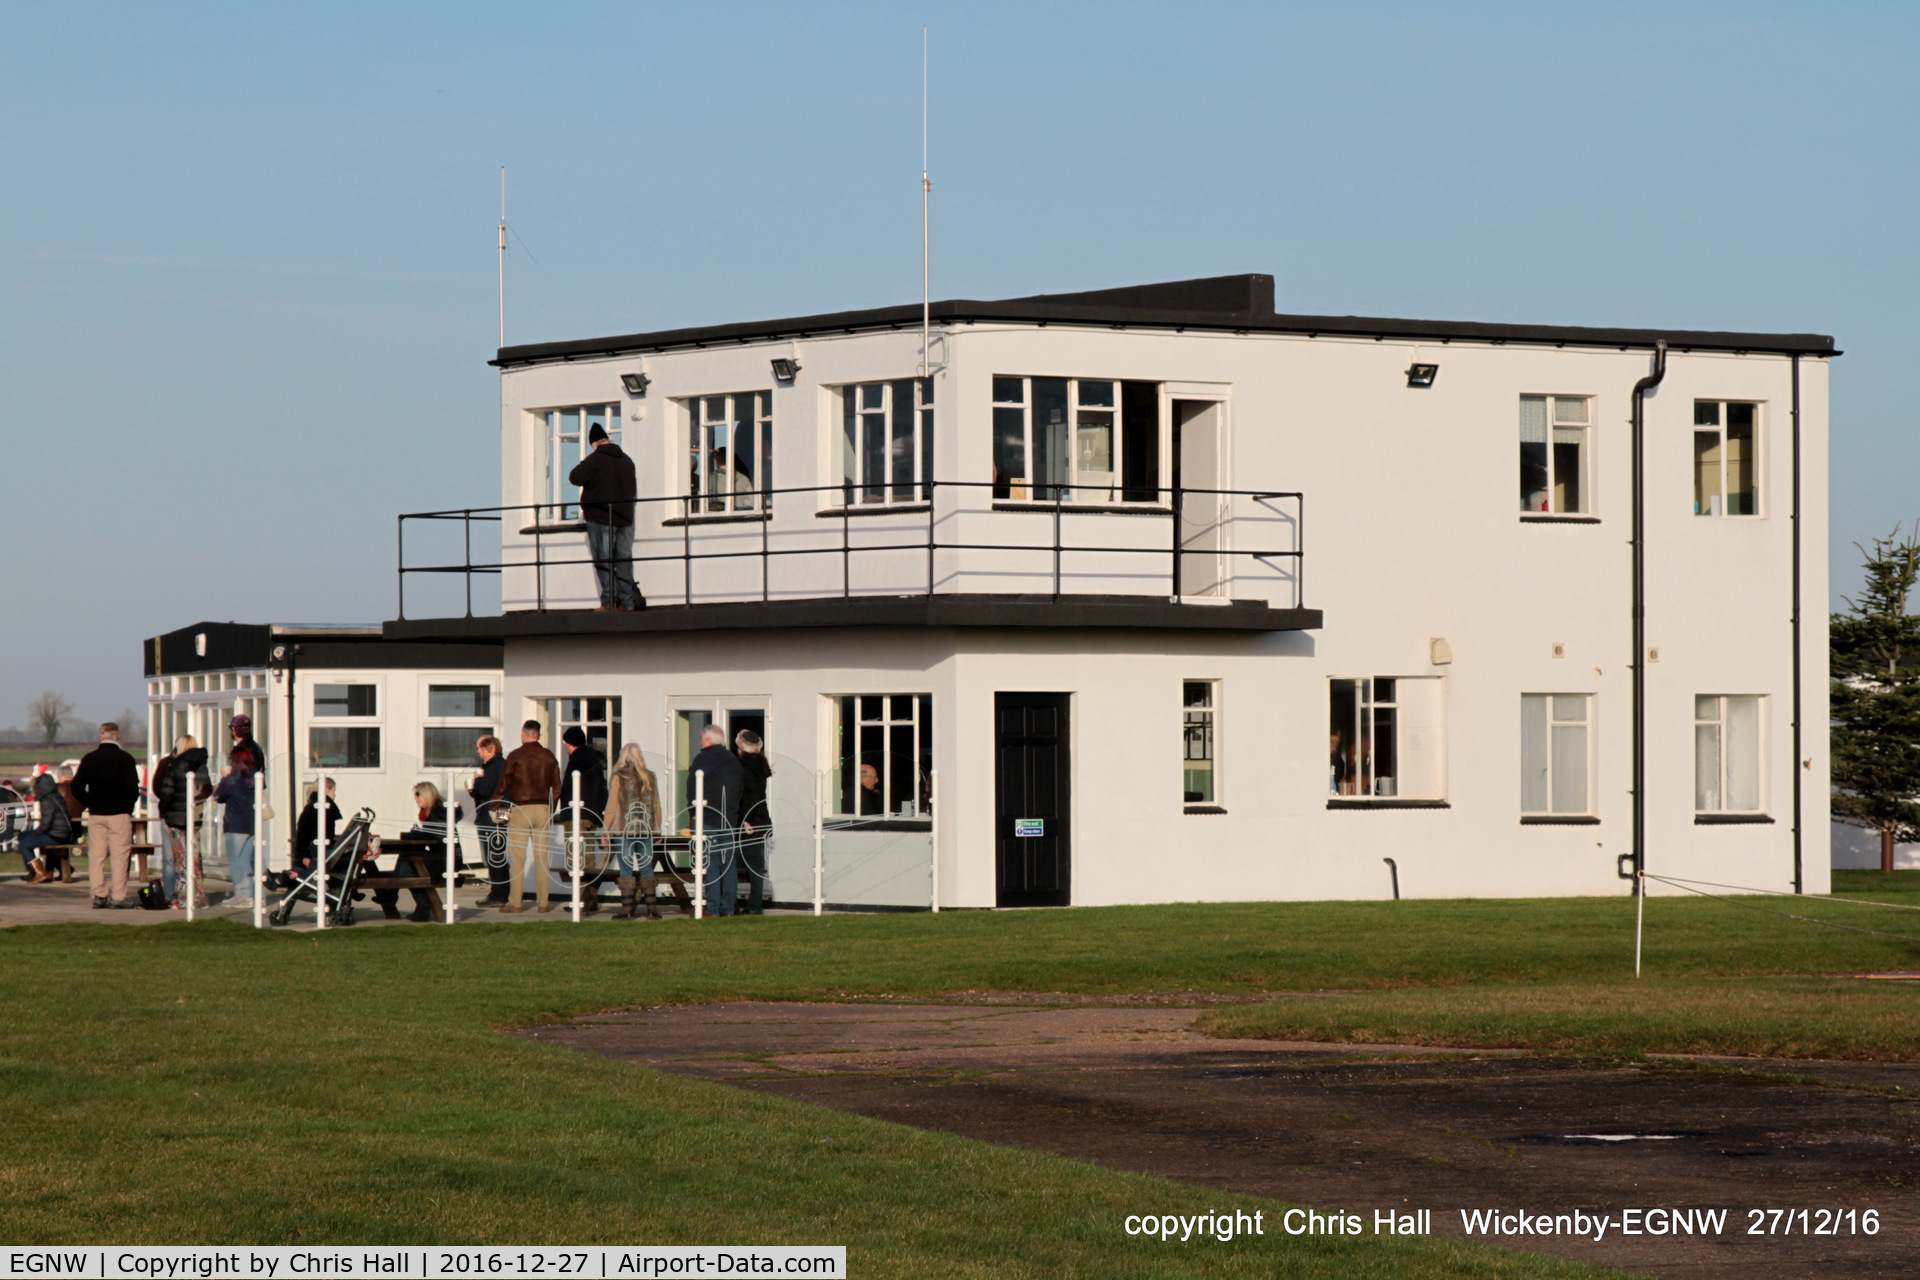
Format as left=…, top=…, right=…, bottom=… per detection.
left=585, top=521, right=640, bottom=608
left=701, top=826, right=737, bottom=915
left=224, top=832, right=256, bottom=901
left=616, top=833, right=653, bottom=877
left=20, top=830, right=55, bottom=874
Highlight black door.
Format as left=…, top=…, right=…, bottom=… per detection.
left=995, top=692, right=1071, bottom=907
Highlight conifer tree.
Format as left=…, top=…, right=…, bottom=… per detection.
left=1831, top=526, right=1920, bottom=872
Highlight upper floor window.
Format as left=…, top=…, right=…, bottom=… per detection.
left=687, top=392, right=771, bottom=514
left=1695, top=694, right=1762, bottom=812
left=1519, top=395, right=1591, bottom=515
left=1693, top=401, right=1758, bottom=516
left=993, top=377, right=1160, bottom=503
left=839, top=379, right=932, bottom=505
left=540, top=405, right=619, bottom=519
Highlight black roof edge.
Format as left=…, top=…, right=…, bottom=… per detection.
left=490, top=273, right=1837, bottom=367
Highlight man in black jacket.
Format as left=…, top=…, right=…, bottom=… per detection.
left=72, top=722, right=142, bottom=908
left=688, top=724, right=744, bottom=916
left=567, top=423, right=644, bottom=612
left=557, top=727, right=610, bottom=911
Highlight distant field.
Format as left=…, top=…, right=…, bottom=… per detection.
left=0, top=744, right=105, bottom=768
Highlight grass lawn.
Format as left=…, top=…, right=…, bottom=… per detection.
left=3, top=885, right=1916, bottom=1273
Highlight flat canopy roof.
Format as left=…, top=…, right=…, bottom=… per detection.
left=492, top=273, right=1837, bottom=369
left=384, top=594, right=1321, bottom=642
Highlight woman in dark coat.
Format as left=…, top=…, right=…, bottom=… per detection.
left=292, top=780, right=342, bottom=880
left=155, top=738, right=211, bottom=907
left=373, top=783, right=462, bottom=921
left=21, top=772, right=73, bottom=882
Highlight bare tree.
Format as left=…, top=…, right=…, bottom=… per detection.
left=27, top=692, right=75, bottom=747
left=117, top=707, right=147, bottom=745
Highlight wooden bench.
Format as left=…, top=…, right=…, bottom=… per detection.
left=44, top=843, right=157, bottom=883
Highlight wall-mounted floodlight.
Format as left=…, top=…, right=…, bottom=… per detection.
left=620, top=372, right=650, bottom=397
left=1406, top=363, right=1438, bottom=388
left=770, top=357, right=801, bottom=382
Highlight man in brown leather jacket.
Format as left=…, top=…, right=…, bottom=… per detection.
left=496, top=719, right=560, bottom=912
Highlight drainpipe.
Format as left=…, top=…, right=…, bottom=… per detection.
left=1791, top=355, right=1803, bottom=894
left=1631, top=341, right=1667, bottom=890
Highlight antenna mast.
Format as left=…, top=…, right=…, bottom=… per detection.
left=920, top=27, right=930, bottom=376
left=498, top=167, right=507, bottom=349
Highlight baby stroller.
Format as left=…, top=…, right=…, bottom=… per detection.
left=270, top=807, right=378, bottom=927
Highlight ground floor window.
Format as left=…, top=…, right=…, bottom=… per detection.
left=1521, top=694, right=1592, bottom=815
left=1183, top=680, right=1217, bottom=804
left=424, top=684, right=494, bottom=768
left=832, top=694, right=931, bottom=819
left=544, top=697, right=622, bottom=763
left=1329, top=677, right=1444, bottom=800
left=309, top=726, right=380, bottom=770
left=1696, top=694, right=1762, bottom=812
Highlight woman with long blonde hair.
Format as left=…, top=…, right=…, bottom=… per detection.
left=604, top=743, right=661, bottom=919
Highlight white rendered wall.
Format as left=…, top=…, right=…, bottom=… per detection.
left=491, top=323, right=1830, bottom=902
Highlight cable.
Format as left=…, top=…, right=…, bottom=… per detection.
left=1648, top=873, right=1920, bottom=913
left=1642, top=873, right=1920, bottom=943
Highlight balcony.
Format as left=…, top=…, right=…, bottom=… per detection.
left=387, top=480, right=1318, bottom=639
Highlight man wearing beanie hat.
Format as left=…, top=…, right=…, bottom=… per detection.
left=556, top=725, right=609, bottom=910
left=568, top=422, right=644, bottom=612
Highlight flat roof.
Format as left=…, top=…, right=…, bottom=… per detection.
left=492, top=273, right=1837, bottom=368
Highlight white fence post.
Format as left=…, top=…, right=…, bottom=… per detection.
left=570, top=769, right=583, bottom=923
left=930, top=768, right=940, bottom=913
left=693, top=769, right=706, bottom=920
left=184, top=771, right=197, bottom=922
left=445, top=769, right=458, bottom=924
left=315, top=771, right=328, bottom=931
left=252, top=769, right=265, bottom=929
left=812, top=768, right=824, bottom=917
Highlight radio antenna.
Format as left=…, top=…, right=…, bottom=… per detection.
left=920, top=27, right=931, bottom=376
left=497, top=167, right=507, bottom=349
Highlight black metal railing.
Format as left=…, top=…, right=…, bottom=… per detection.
left=395, top=480, right=1303, bottom=619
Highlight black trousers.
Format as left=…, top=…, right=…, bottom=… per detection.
left=739, top=831, right=769, bottom=913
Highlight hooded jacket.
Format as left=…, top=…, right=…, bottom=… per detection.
left=31, top=774, right=73, bottom=842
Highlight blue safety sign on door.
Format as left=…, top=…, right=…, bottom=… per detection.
left=1014, top=818, right=1044, bottom=838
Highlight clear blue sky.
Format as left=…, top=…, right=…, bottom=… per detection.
left=3, top=1, right=1915, bottom=731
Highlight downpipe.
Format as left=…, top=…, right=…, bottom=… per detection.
left=1631, top=341, right=1667, bottom=892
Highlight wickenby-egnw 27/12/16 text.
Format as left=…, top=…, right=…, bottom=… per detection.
left=1122, top=1206, right=1884, bottom=1242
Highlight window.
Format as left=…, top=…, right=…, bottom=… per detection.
left=840, top=379, right=933, bottom=505
left=309, top=727, right=380, bottom=770
left=1519, top=395, right=1591, bottom=514
left=1183, top=681, right=1217, bottom=804
left=686, top=392, right=772, bottom=513
left=1696, top=695, right=1762, bottom=812
left=540, top=404, right=619, bottom=520
left=1521, top=694, right=1592, bottom=815
left=428, top=685, right=489, bottom=717
left=1694, top=401, right=1758, bottom=516
left=545, top=697, right=622, bottom=763
left=1329, top=677, right=1445, bottom=800
left=424, top=684, right=494, bottom=769
left=314, top=683, right=376, bottom=717
left=831, top=694, right=932, bottom=819
left=993, top=377, right=1160, bottom=502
